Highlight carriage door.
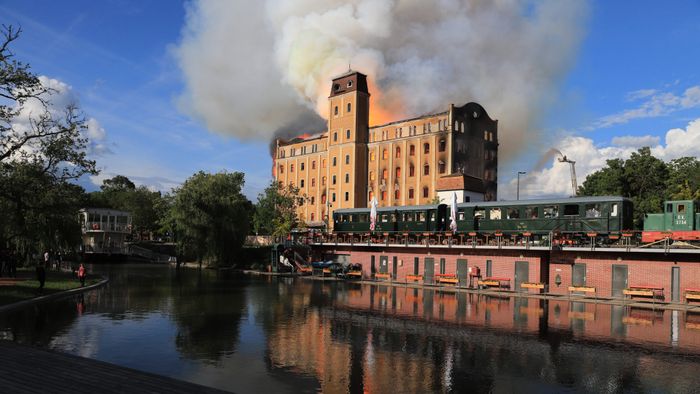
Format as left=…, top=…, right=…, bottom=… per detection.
left=457, top=259, right=468, bottom=287
left=514, top=261, right=529, bottom=292
left=424, top=257, right=435, bottom=284
left=379, top=256, right=389, bottom=274
left=572, top=264, right=586, bottom=286
left=611, top=264, right=628, bottom=298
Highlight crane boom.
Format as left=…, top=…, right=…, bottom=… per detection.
left=557, top=155, right=578, bottom=196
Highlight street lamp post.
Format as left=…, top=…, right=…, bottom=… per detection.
left=517, top=171, right=526, bottom=200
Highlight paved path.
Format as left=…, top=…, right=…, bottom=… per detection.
left=0, top=341, right=231, bottom=394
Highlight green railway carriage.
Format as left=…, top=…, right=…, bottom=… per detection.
left=333, top=204, right=447, bottom=233
left=452, top=196, right=633, bottom=235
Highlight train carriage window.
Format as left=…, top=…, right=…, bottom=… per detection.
left=544, top=206, right=558, bottom=218
left=430, top=211, right=436, bottom=222
left=404, top=212, right=415, bottom=221
left=507, top=208, right=520, bottom=219
left=666, top=203, right=673, bottom=213
left=360, top=214, right=369, bottom=222
left=348, top=215, right=354, bottom=223
left=678, top=204, right=686, bottom=214
left=564, top=205, right=580, bottom=216
left=585, top=204, right=601, bottom=218
left=489, top=208, right=501, bottom=220
left=381, top=214, right=389, bottom=222
left=418, top=212, right=426, bottom=222
left=475, top=208, right=485, bottom=220
left=611, top=203, right=618, bottom=217
left=391, top=213, right=397, bottom=222
left=458, top=209, right=465, bottom=221
left=525, top=207, right=538, bottom=219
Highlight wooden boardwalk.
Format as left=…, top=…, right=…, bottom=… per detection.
left=0, top=341, right=231, bottom=393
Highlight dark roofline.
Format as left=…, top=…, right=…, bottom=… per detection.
left=277, top=133, right=327, bottom=147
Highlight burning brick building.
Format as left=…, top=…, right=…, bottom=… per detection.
left=274, top=71, right=498, bottom=228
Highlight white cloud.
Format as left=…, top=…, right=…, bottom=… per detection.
left=502, top=118, right=700, bottom=200
left=590, top=85, right=700, bottom=130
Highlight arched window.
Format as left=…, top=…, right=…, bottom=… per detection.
left=322, top=176, right=326, bottom=185
left=424, top=143, right=430, bottom=154
left=382, top=169, right=388, bottom=179
left=370, top=151, right=375, bottom=161
left=290, top=164, right=295, bottom=172
left=395, top=167, right=401, bottom=178
left=369, top=171, right=375, bottom=181
left=345, top=173, right=349, bottom=183
left=311, top=178, right=315, bottom=187
left=395, top=147, right=401, bottom=158
left=423, top=187, right=429, bottom=198
left=310, top=196, right=315, bottom=205
left=311, top=213, right=315, bottom=221
left=394, top=189, right=400, bottom=200
left=410, top=145, right=415, bottom=156
left=409, top=165, right=415, bottom=177
left=332, top=175, right=336, bottom=185
left=382, top=149, right=388, bottom=159
left=347, top=103, right=351, bottom=112
left=439, top=139, right=446, bottom=152
left=346, top=129, right=351, bottom=139
left=322, top=194, right=327, bottom=204
left=381, top=191, right=387, bottom=200
left=333, top=132, right=337, bottom=142
left=368, top=191, right=374, bottom=201
left=408, top=188, right=415, bottom=199
left=438, top=160, right=446, bottom=174
left=300, top=179, right=304, bottom=187
left=334, top=106, right=338, bottom=116
left=423, top=164, right=429, bottom=176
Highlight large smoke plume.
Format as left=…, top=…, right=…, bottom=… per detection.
left=176, top=0, right=588, bottom=159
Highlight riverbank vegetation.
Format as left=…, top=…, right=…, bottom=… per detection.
left=0, top=269, right=100, bottom=306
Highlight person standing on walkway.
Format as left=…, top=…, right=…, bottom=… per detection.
left=77, top=264, right=87, bottom=287
left=36, top=256, right=46, bottom=293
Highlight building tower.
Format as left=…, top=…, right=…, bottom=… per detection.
left=325, top=71, right=370, bottom=223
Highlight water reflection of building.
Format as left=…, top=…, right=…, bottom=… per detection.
left=265, top=280, right=700, bottom=392
left=79, top=208, right=131, bottom=257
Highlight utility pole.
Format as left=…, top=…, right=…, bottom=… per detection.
left=517, top=171, right=526, bottom=200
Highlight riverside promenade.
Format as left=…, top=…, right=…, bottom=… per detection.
left=0, top=341, right=229, bottom=393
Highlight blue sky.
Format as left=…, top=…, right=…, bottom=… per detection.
left=2, top=0, right=700, bottom=200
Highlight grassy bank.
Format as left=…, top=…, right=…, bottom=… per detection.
left=0, top=270, right=100, bottom=306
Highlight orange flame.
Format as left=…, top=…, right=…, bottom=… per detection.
left=295, top=133, right=311, bottom=140
left=367, top=78, right=405, bottom=126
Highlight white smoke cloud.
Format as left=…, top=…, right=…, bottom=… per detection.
left=503, top=118, right=700, bottom=199
left=176, top=0, right=588, bottom=157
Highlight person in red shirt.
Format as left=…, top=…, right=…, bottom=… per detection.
left=77, top=264, right=87, bottom=287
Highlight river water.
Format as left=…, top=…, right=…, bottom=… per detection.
left=1, top=264, right=699, bottom=393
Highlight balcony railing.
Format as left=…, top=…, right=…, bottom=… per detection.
left=83, top=222, right=131, bottom=233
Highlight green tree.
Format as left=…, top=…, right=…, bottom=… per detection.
left=579, top=147, right=670, bottom=228
left=252, top=180, right=302, bottom=237
left=171, top=171, right=252, bottom=267
left=667, top=157, right=700, bottom=199
left=0, top=26, right=97, bottom=260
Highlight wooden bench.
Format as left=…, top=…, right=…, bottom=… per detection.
left=623, top=285, right=664, bottom=300
left=435, top=274, right=459, bottom=285
left=406, top=274, right=423, bottom=283
left=521, top=282, right=546, bottom=292
left=568, top=286, right=596, bottom=297
left=685, top=288, right=700, bottom=303
left=374, top=273, right=391, bottom=281
left=478, top=277, right=511, bottom=289
left=322, top=268, right=332, bottom=276
left=346, top=271, right=362, bottom=279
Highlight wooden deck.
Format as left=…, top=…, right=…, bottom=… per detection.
left=0, top=340, right=229, bottom=393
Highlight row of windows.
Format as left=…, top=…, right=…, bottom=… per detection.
left=279, top=154, right=350, bottom=174
left=369, top=119, right=449, bottom=142
left=369, top=162, right=447, bottom=181
left=279, top=143, right=320, bottom=158
left=369, top=142, right=446, bottom=161
left=458, top=203, right=618, bottom=221
left=333, top=129, right=352, bottom=142
left=368, top=187, right=430, bottom=202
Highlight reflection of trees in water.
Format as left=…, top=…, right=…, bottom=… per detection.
left=0, top=298, right=78, bottom=347
left=169, top=268, right=248, bottom=364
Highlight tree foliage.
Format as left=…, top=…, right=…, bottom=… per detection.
left=252, top=180, right=302, bottom=237
left=87, top=175, right=166, bottom=239
left=579, top=147, right=698, bottom=228
left=0, top=25, right=97, bottom=260
left=171, top=171, right=252, bottom=267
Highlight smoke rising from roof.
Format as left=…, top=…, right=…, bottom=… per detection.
left=175, top=0, right=588, bottom=159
